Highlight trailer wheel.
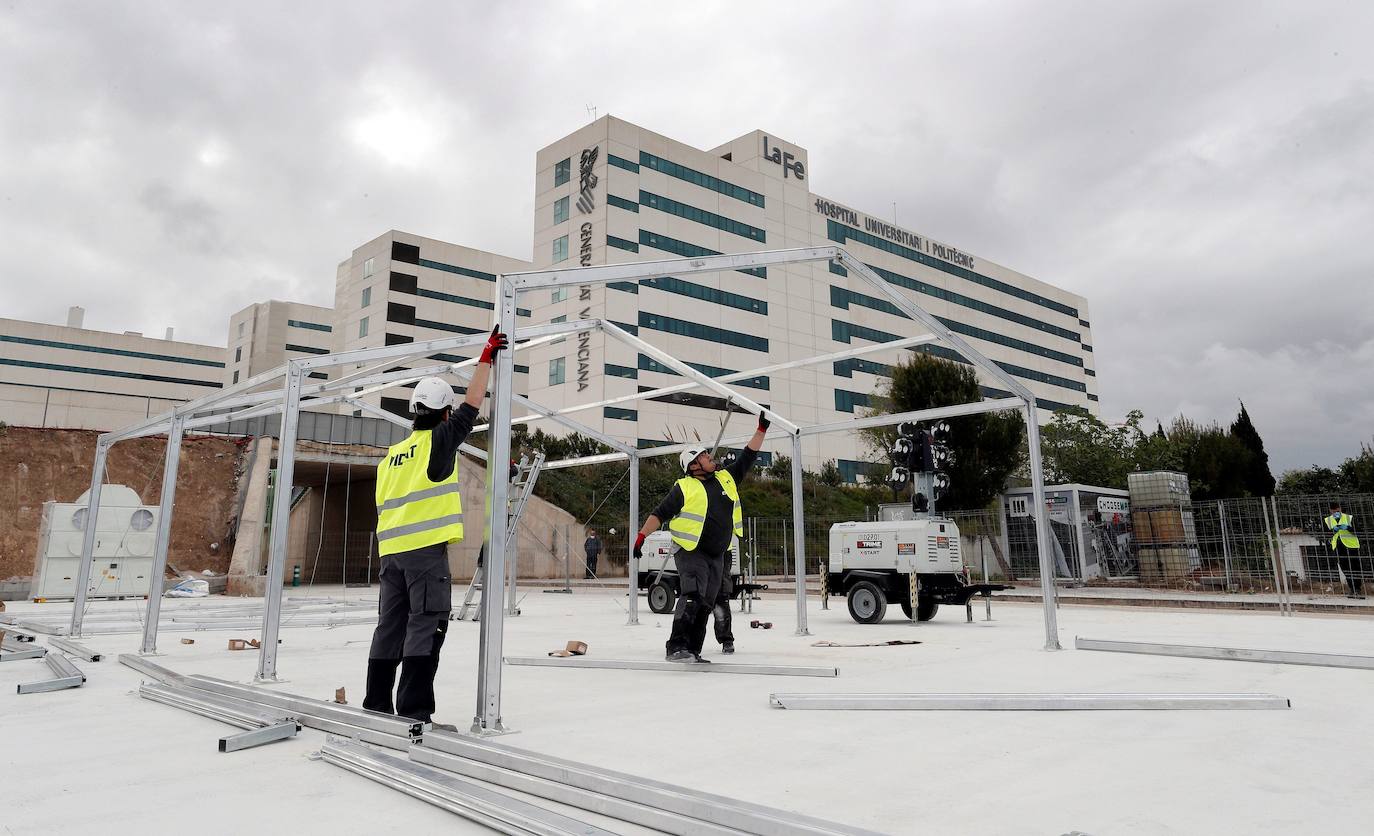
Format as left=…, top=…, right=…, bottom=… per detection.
left=648, top=581, right=677, bottom=614
left=917, top=597, right=939, bottom=622
left=847, top=581, right=887, bottom=624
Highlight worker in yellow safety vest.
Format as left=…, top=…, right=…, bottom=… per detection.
left=634, top=411, right=769, bottom=662
left=1325, top=502, right=1364, bottom=599
left=362, top=326, right=507, bottom=726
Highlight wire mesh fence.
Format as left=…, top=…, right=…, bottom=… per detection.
left=736, top=492, right=1373, bottom=613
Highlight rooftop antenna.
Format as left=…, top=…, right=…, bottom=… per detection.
left=586, top=104, right=598, bottom=122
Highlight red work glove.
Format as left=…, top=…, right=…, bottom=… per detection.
left=633, top=532, right=646, bottom=559
left=479, top=325, right=508, bottom=365
left=757, top=411, right=771, bottom=432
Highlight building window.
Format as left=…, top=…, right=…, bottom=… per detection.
left=552, top=235, right=569, bottom=263
left=287, top=319, right=332, bottom=332
left=363, top=256, right=376, bottom=278
left=554, top=157, right=570, bottom=186
left=387, top=302, right=416, bottom=326
left=549, top=357, right=566, bottom=385
left=232, top=370, right=239, bottom=384
left=552, top=287, right=568, bottom=304
left=234, top=347, right=241, bottom=362
left=389, top=271, right=418, bottom=295
left=553, top=196, right=569, bottom=225
left=237, top=321, right=245, bottom=338
left=362, top=287, right=371, bottom=308
left=639, top=190, right=766, bottom=242
left=604, top=407, right=638, bottom=421
left=551, top=314, right=567, bottom=323
left=359, top=316, right=369, bottom=338
left=391, top=241, right=420, bottom=264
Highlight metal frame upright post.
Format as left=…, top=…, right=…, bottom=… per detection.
left=790, top=432, right=809, bottom=636
left=69, top=440, right=110, bottom=637
left=1023, top=402, right=1062, bottom=650
left=255, top=361, right=305, bottom=681
left=140, top=415, right=185, bottom=654
left=1218, top=499, right=1234, bottom=591
left=627, top=453, right=640, bottom=626
left=473, top=282, right=518, bottom=734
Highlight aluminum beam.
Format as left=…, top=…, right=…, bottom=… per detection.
left=503, top=656, right=837, bottom=677
left=220, top=722, right=300, bottom=753
left=410, top=745, right=744, bottom=836
left=602, top=321, right=798, bottom=434
left=17, top=652, right=85, bottom=693
left=495, top=333, right=938, bottom=431
left=69, top=440, right=108, bottom=637
left=322, top=738, right=614, bottom=835
left=421, top=731, right=882, bottom=836
left=183, top=675, right=426, bottom=738
left=256, top=360, right=304, bottom=681
left=502, top=245, right=841, bottom=290
left=48, top=637, right=102, bottom=662
left=119, top=652, right=185, bottom=684
left=1, top=634, right=46, bottom=661
left=1023, top=402, right=1061, bottom=649
left=626, top=455, right=640, bottom=626
left=141, top=414, right=184, bottom=654
left=1075, top=638, right=1374, bottom=670
left=804, top=397, right=1024, bottom=436
left=790, top=432, right=809, bottom=636
left=768, top=692, right=1292, bottom=710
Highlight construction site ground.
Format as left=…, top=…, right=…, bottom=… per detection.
left=3, top=587, right=1372, bottom=835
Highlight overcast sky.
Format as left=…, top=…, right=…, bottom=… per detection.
left=1, top=1, right=1370, bottom=472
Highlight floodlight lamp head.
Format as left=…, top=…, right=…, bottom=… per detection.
left=410, top=377, right=455, bottom=414
left=897, top=421, right=918, bottom=439
left=887, top=466, right=910, bottom=486
left=931, top=421, right=952, bottom=442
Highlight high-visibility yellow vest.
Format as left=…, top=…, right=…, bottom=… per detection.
left=375, top=430, right=463, bottom=557
left=668, top=471, right=743, bottom=552
left=1325, top=513, right=1361, bottom=550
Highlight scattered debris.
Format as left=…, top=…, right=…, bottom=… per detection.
left=548, top=640, right=588, bottom=658
left=334, top=687, right=347, bottom=705
left=749, top=620, right=774, bottom=630
left=181, top=638, right=195, bottom=645
left=227, top=639, right=247, bottom=651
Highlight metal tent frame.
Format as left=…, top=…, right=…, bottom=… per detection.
left=65, top=245, right=1061, bottom=737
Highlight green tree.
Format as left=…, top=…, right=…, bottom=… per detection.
left=1166, top=417, right=1253, bottom=501
left=1229, top=402, right=1276, bottom=496
left=1039, top=407, right=1146, bottom=488
left=1277, top=466, right=1344, bottom=495
left=1338, top=443, right=1374, bottom=493
left=861, top=354, right=1025, bottom=510
left=819, top=459, right=843, bottom=487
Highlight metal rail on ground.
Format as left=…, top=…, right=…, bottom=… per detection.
left=767, top=692, right=1292, bottom=710
left=503, top=656, right=838, bottom=677
left=46, top=637, right=102, bottom=662
left=137, top=683, right=301, bottom=752
left=1075, top=637, right=1374, bottom=670
left=1, top=634, right=48, bottom=661
left=321, top=738, right=614, bottom=836
left=16, top=652, right=86, bottom=694
left=420, top=730, right=883, bottom=836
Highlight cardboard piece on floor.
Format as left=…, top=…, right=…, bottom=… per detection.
left=548, top=640, right=588, bottom=658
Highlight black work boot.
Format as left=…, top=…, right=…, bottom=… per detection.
left=362, top=658, right=401, bottom=714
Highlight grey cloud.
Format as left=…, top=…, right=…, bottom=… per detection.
left=0, top=0, right=1371, bottom=472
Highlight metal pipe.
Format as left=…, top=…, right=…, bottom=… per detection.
left=1075, top=637, right=1374, bottom=669
left=47, top=637, right=102, bottom=662
left=473, top=286, right=517, bottom=734
left=141, top=415, right=185, bottom=654
left=1023, top=402, right=1062, bottom=650
left=255, top=361, right=304, bottom=681
left=627, top=454, right=640, bottom=626
left=504, top=656, right=838, bottom=677
left=1270, top=497, right=1293, bottom=615
left=1218, top=500, right=1234, bottom=591
left=69, top=440, right=109, bottom=637
left=791, top=432, right=809, bottom=636
left=768, top=692, right=1291, bottom=711
left=1260, top=497, right=1287, bottom=617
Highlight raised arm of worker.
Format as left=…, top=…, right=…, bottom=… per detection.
left=632, top=411, right=770, bottom=557
left=427, top=326, right=507, bottom=482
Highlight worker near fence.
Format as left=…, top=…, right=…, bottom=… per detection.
left=363, top=326, right=507, bottom=725
left=584, top=528, right=602, bottom=579
left=1325, top=502, right=1364, bottom=599
left=633, top=411, right=769, bottom=662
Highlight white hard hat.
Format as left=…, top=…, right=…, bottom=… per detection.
left=679, top=447, right=705, bottom=473
left=409, top=377, right=455, bottom=414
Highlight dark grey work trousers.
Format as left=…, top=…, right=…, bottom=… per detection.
left=1335, top=544, right=1364, bottom=595
left=363, top=542, right=452, bottom=722
left=666, top=549, right=725, bottom=656
left=713, top=573, right=736, bottom=646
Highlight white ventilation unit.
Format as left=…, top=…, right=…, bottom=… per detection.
left=34, top=484, right=158, bottom=601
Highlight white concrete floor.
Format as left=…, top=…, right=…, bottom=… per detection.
left=3, top=588, right=1372, bottom=835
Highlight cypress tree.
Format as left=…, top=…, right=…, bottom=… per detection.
left=1229, top=402, right=1276, bottom=496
